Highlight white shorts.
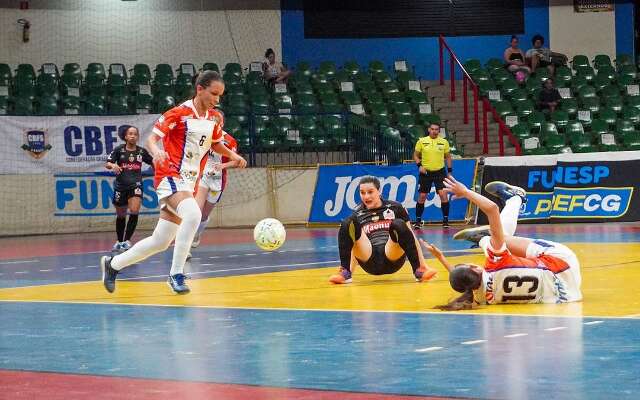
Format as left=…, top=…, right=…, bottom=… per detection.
left=525, top=239, right=581, bottom=283
left=198, top=185, right=223, bottom=204
left=199, top=172, right=224, bottom=204
left=156, top=176, right=195, bottom=213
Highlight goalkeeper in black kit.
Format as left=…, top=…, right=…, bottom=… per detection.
left=329, top=176, right=437, bottom=284
left=106, top=125, right=154, bottom=253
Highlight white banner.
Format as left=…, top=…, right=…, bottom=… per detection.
left=0, top=114, right=159, bottom=174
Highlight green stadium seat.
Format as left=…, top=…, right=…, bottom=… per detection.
left=318, top=61, right=337, bottom=77
left=626, top=95, right=640, bottom=110
left=294, top=93, right=319, bottom=114
left=621, top=131, right=640, bottom=150
left=343, top=60, right=360, bottom=76
left=615, top=54, right=634, bottom=68
left=560, top=98, right=578, bottom=118
left=571, top=55, right=590, bottom=69
left=364, top=91, right=385, bottom=105
left=599, top=108, right=618, bottom=127
left=12, top=96, right=34, bottom=115
left=373, top=71, right=393, bottom=84
left=0, top=95, right=8, bottom=115
left=526, top=111, right=546, bottom=133
left=580, top=97, right=600, bottom=115
left=273, top=93, right=293, bottom=112
left=154, top=64, right=174, bottom=85
left=291, top=80, right=314, bottom=95
left=510, top=123, right=532, bottom=142
left=514, top=99, right=535, bottom=119
left=578, top=85, right=597, bottom=99
left=394, top=114, right=416, bottom=130
left=485, top=58, right=504, bottom=72
left=499, top=79, right=520, bottom=97
left=295, top=61, right=313, bottom=78
left=622, top=106, right=640, bottom=124
left=320, top=93, right=343, bottom=114
left=61, top=96, right=80, bottom=115
left=601, top=85, right=622, bottom=101
left=593, top=54, right=612, bottom=70
left=0, top=63, right=11, bottom=86
left=604, top=96, right=623, bottom=113
left=36, top=96, right=58, bottom=116
left=575, top=66, right=595, bottom=82
left=571, top=134, right=597, bottom=153
left=571, top=76, right=590, bottom=92
left=555, top=66, right=573, bottom=86
left=154, top=95, right=175, bottom=113
left=133, top=94, right=152, bottom=114
left=493, top=100, right=513, bottom=119
left=550, top=110, right=570, bottom=132
left=463, top=59, right=482, bottom=74
left=107, top=95, right=129, bottom=115
left=16, top=64, right=36, bottom=81
left=202, top=63, right=220, bottom=73
left=224, top=63, right=242, bottom=78
left=598, top=133, right=620, bottom=151
left=544, top=133, right=567, bottom=153
left=368, top=60, right=386, bottom=74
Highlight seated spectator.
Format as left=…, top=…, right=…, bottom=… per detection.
left=262, top=48, right=291, bottom=85
left=526, top=34, right=568, bottom=75
left=538, top=78, right=561, bottom=113
left=504, top=35, right=531, bottom=82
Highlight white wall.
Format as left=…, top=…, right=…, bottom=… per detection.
left=549, top=1, right=616, bottom=61
left=0, top=6, right=281, bottom=72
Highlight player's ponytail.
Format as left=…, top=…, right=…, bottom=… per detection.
left=434, top=264, right=481, bottom=311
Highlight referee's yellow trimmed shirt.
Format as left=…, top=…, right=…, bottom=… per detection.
left=415, top=136, right=450, bottom=171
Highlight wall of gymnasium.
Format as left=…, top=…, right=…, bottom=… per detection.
left=0, top=0, right=281, bottom=72
left=281, top=0, right=635, bottom=81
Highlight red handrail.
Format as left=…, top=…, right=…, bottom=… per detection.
left=438, top=35, right=522, bottom=156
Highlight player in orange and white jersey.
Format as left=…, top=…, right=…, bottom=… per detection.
left=100, top=71, right=247, bottom=295
left=191, top=131, right=239, bottom=248
left=421, top=178, right=582, bottom=310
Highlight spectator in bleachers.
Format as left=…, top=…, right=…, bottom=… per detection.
left=537, top=78, right=561, bottom=113
left=526, top=34, right=566, bottom=75
left=263, top=48, right=291, bottom=85
left=503, top=36, right=530, bottom=82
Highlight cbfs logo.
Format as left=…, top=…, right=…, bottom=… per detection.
left=63, top=125, right=129, bottom=162
left=55, top=174, right=159, bottom=216
left=21, top=129, right=52, bottom=159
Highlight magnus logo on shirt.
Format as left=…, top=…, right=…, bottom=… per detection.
left=362, top=220, right=392, bottom=235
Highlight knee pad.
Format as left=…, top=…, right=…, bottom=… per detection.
left=388, top=218, right=409, bottom=242
left=176, top=197, right=202, bottom=226
left=340, top=214, right=361, bottom=242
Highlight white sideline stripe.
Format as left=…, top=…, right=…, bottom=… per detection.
left=544, top=326, right=567, bottom=331
left=0, top=260, right=38, bottom=265
left=38, top=269, right=52, bottom=272
left=415, top=346, right=444, bottom=352
left=461, top=339, right=486, bottom=345
left=62, top=267, right=76, bottom=270
left=85, top=265, right=99, bottom=268
left=504, top=333, right=528, bottom=338
left=14, top=271, right=29, bottom=274
left=584, top=320, right=605, bottom=325
left=119, top=260, right=340, bottom=281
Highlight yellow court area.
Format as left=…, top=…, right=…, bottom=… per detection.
left=1, top=243, right=639, bottom=319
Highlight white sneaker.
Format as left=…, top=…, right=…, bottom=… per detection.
left=111, top=241, right=122, bottom=253
left=121, top=240, right=132, bottom=251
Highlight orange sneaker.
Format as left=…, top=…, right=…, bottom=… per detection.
left=329, top=267, right=352, bottom=284
left=414, top=265, right=437, bottom=282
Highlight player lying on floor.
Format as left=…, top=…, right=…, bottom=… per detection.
left=420, top=177, right=582, bottom=310
left=329, top=176, right=437, bottom=284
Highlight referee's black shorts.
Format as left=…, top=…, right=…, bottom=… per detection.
left=418, top=168, right=446, bottom=194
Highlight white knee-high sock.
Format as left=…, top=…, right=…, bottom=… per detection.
left=170, top=198, right=202, bottom=276
left=111, top=219, right=179, bottom=271
left=479, top=196, right=522, bottom=257
left=501, top=196, right=522, bottom=237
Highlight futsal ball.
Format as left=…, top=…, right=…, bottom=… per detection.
left=253, top=218, right=286, bottom=251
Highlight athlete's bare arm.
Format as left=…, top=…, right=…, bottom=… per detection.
left=211, top=142, right=247, bottom=168
left=442, top=177, right=505, bottom=250
left=419, top=240, right=454, bottom=272
left=146, top=133, right=168, bottom=163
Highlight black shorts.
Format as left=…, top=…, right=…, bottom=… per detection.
left=538, top=60, right=552, bottom=68
left=418, top=168, right=446, bottom=193
left=356, top=244, right=406, bottom=275
left=112, top=186, right=143, bottom=207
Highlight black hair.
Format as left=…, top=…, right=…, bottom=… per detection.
left=193, top=70, right=222, bottom=88
left=265, top=48, right=275, bottom=58
left=359, top=176, right=380, bottom=190
left=428, top=122, right=441, bottom=129
left=118, top=125, right=138, bottom=141
left=532, top=34, right=545, bottom=46
left=510, top=35, right=518, bottom=42
left=542, top=78, right=554, bottom=87
left=434, top=264, right=481, bottom=311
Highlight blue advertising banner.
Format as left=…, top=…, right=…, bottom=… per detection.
left=309, top=160, right=477, bottom=223
left=54, top=172, right=159, bottom=217
left=479, top=152, right=640, bottom=223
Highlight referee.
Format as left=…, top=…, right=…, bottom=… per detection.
left=413, top=122, right=453, bottom=228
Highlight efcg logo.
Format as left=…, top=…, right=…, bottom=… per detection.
left=21, top=129, right=52, bottom=159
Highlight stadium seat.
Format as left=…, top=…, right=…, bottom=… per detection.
left=621, top=131, right=640, bottom=150
left=571, top=55, right=590, bottom=69
left=550, top=110, right=570, bottom=132
left=494, top=100, right=514, bottom=118
left=373, top=71, right=393, bottom=84
left=36, top=95, right=58, bottom=116
left=555, top=66, right=573, bottom=86
left=12, top=96, right=34, bottom=115
left=273, top=93, right=293, bottom=112
left=560, top=98, right=578, bottom=118
left=318, top=61, right=337, bottom=77
left=599, top=108, right=618, bottom=127
left=250, top=93, right=270, bottom=114
left=526, top=111, right=546, bottom=133
left=294, top=93, right=319, bottom=114
left=0, top=63, right=11, bottom=86
left=485, top=58, right=504, bottom=72
left=368, top=60, right=386, bottom=74
left=622, top=106, right=640, bottom=124
left=15, top=64, right=36, bottom=82
left=320, top=93, right=343, bottom=114
left=604, top=96, right=623, bottom=113
left=202, top=63, right=220, bottom=73
left=343, top=60, right=360, bottom=76
left=598, top=133, right=620, bottom=151
left=134, top=94, right=152, bottom=114
left=463, top=59, right=482, bottom=74
left=0, top=95, right=8, bottom=114
left=593, top=54, right=612, bottom=70
left=295, top=61, right=313, bottom=78
left=575, top=66, right=595, bottom=82
left=615, top=54, right=634, bottom=68
left=154, top=95, right=175, bottom=113
left=83, top=94, right=105, bottom=115
left=224, top=63, right=242, bottom=78
left=61, top=96, right=80, bottom=115
left=154, top=64, right=174, bottom=85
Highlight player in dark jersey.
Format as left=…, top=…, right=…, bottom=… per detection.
left=106, top=125, right=154, bottom=253
left=329, top=176, right=437, bottom=284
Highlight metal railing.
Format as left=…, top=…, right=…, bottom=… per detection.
left=438, top=35, right=522, bottom=155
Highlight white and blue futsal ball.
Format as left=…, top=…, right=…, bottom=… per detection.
left=253, top=218, right=286, bottom=251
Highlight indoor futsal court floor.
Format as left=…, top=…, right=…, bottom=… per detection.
left=1, top=222, right=639, bottom=399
